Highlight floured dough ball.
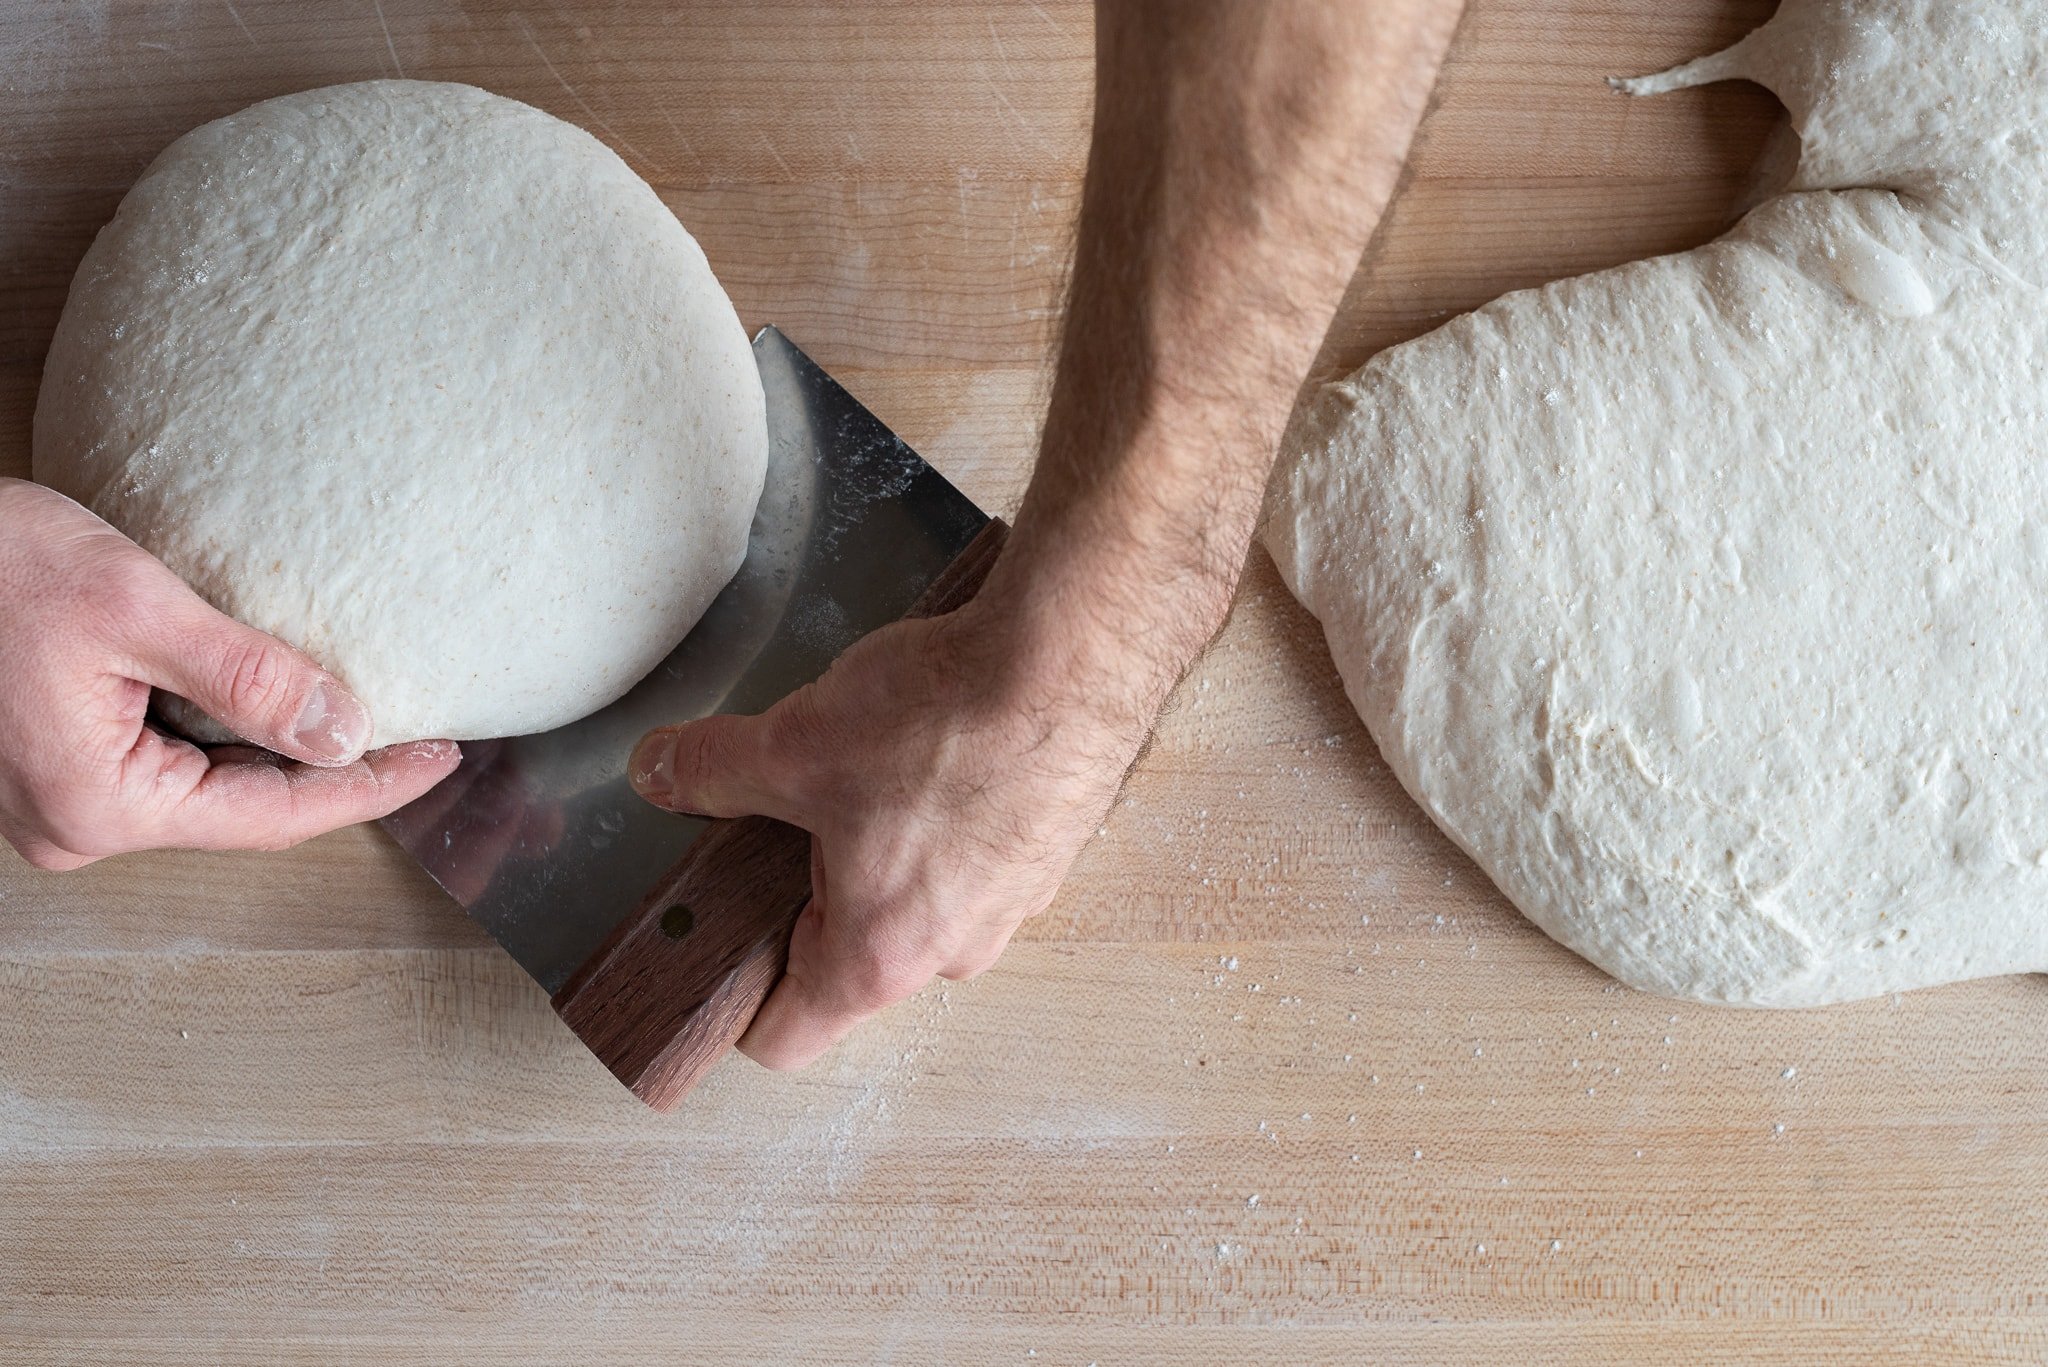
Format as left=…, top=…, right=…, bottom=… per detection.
left=1266, top=0, right=2048, bottom=1006
left=34, top=80, right=767, bottom=743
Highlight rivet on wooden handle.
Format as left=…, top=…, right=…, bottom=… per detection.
left=552, top=517, right=1011, bottom=1111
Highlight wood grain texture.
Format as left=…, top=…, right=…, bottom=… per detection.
left=4, top=0, right=2043, bottom=1362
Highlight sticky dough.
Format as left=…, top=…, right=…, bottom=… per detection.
left=1264, top=0, right=2048, bottom=1005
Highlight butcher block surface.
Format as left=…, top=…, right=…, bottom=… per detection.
left=2, top=2, right=2043, bottom=1363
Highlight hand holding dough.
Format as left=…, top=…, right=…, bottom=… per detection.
left=35, top=81, right=768, bottom=746
left=0, top=478, right=461, bottom=869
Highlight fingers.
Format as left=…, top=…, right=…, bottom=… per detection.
left=628, top=713, right=802, bottom=823
left=127, top=732, right=461, bottom=855
left=381, top=740, right=569, bottom=905
left=631, top=712, right=901, bottom=1067
left=0, top=486, right=457, bottom=864
left=739, top=911, right=1028, bottom=1069
left=10, top=733, right=461, bottom=867
left=738, top=896, right=937, bottom=1071
left=383, top=737, right=505, bottom=842
left=736, top=838, right=1023, bottom=1070
left=737, top=963, right=868, bottom=1071
left=739, top=929, right=1014, bottom=1071
left=111, top=561, right=372, bottom=767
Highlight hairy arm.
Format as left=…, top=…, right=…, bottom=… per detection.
left=631, top=0, right=1463, bottom=1068
left=995, top=0, right=1463, bottom=685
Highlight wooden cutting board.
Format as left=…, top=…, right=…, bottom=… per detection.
left=3, top=3, right=2043, bottom=1363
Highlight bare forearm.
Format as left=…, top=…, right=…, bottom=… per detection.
left=984, top=0, right=1463, bottom=700
left=625, top=3, right=1463, bottom=1064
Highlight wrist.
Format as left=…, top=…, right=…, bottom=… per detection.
left=955, top=510, right=1238, bottom=737
left=991, top=428, right=1253, bottom=647
left=959, top=384, right=1276, bottom=735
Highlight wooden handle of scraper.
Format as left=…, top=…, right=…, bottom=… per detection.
left=551, top=518, right=1010, bottom=1112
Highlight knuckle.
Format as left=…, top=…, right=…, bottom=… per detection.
left=243, top=773, right=319, bottom=852
left=243, top=811, right=305, bottom=854
left=672, top=719, right=734, bottom=781
left=844, top=946, right=927, bottom=1009
left=765, top=691, right=832, bottom=781
left=214, top=639, right=302, bottom=726
left=768, top=688, right=822, bottom=748
left=941, top=951, right=1000, bottom=983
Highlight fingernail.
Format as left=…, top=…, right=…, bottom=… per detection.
left=628, top=732, right=674, bottom=805
left=294, top=680, right=370, bottom=765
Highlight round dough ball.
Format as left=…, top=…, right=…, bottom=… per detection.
left=34, top=80, right=767, bottom=744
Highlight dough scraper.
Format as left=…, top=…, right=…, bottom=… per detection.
left=382, top=326, right=1005, bottom=1111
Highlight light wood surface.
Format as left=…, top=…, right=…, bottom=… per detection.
left=3, top=2, right=2043, bottom=1363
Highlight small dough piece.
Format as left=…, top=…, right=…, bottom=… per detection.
left=35, top=80, right=767, bottom=743
left=1264, top=0, right=2048, bottom=1005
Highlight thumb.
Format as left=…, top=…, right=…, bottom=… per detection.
left=628, top=713, right=800, bottom=824
left=117, top=566, right=372, bottom=767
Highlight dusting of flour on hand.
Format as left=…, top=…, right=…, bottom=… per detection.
left=1264, top=0, right=2048, bottom=1006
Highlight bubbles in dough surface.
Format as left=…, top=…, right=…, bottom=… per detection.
left=1265, top=0, right=2048, bottom=1006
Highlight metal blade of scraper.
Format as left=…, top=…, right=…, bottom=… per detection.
left=383, top=325, right=1004, bottom=1108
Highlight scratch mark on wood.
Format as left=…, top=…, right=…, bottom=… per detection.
left=986, top=15, right=1020, bottom=86
left=656, top=108, right=700, bottom=171
left=222, top=1, right=259, bottom=50
left=371, top=0, right=405, bottom=78
left=982, top=15, right=1056, bottom=161
left=757, top=133, right=795, bottom=179
left=509, top=11, right=654, bottom=171
left=985, top=74, right=1054, bottom=161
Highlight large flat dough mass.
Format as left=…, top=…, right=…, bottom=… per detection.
left=35, top=81, right=767, bottom=744
left=1265, top=0, right=2048, bottom=1006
